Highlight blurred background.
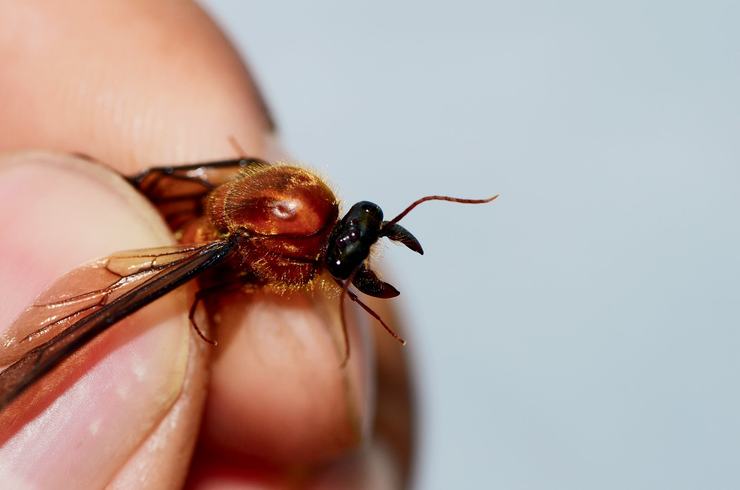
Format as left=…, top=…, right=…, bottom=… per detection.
left=204, top=1, right=740, bottom=489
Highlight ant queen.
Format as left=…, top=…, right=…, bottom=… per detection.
left=0, top=149, right=497, bottom=411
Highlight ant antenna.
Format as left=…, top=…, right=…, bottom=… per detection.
left=335, top=275, right=406, bottom=367
left=387, top=194, right=499, bottom=226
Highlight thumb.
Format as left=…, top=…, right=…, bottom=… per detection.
left=0, top=152, right=206, bottom=488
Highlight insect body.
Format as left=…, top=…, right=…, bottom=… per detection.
left=184, top=164, right=341, bottom=288
left=0, top=156, right=497, bottom=411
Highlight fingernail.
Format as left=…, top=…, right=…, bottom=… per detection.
left=0, top=152, right=193, bottom=488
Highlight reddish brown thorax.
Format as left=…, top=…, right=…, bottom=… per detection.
left=184, top=165, right=339, bottom=287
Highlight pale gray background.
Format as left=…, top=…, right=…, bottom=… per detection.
left=204, top=2, right=740, bottom=489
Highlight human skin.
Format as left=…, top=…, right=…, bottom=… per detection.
left=0, top=1, right=413, bottom=488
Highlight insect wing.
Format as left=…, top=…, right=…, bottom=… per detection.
left=0, top=239, right=233, bottom=411
left=127, top=158, right=268, bottom=229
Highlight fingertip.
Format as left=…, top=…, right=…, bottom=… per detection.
left=202, top=288, right=375, bottom=464
left=0, top=152, right=201, bottom=487
left=0, top=152, right=169, bottom=320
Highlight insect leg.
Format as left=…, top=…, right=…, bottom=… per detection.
left=188, top=288, right=218, bottom=346
left=344, top=288, right=406, bottom=346
left=188, top=277, right=259, bottom=345
left=333, top=276, right=406, bottom=367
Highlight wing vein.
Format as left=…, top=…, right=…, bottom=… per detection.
left=0, top=239, right=234, bottom=411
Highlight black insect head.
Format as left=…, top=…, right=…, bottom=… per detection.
left=325, top=201, right=423, bottom=298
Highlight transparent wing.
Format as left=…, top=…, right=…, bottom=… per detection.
left=0, top=239, right=234, bottom=411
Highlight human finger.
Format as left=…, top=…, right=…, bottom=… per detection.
left=0, top=152, right=206, bottom=488
left=0, top=0, right=379, bottom=476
